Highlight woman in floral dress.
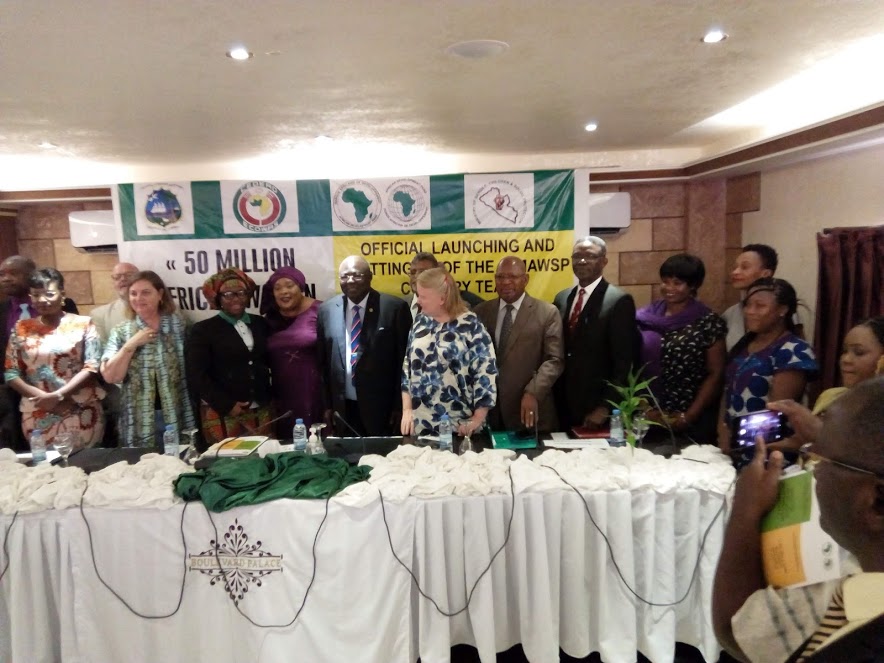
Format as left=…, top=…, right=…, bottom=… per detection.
left=4, top=268, right=105, bottom=448
left=400, top=267, right=497, bottom=438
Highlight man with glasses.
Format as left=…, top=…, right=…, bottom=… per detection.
left=713, top=376, right=884, bottom=661
left=316, top=255, right=411, bottom=436
left=552, top=236, right=638, bottom=430
left=89, top=262, right=139, bottom=342
left=474, top=256, right=563, bottom=433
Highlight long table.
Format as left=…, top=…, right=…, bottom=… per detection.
left=0, top=483, right=726, bottom=663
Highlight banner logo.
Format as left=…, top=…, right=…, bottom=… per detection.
left=465, top=173, right=535, bottom=230
left=384, top=179, right=429, bottom=228
left=188, top=519, right=283, bottom=604
left=232, top=181, right=287, bottom=233
left=332, top=180, right=381, bottom=230
left=144, top=188, right=183, bottom=228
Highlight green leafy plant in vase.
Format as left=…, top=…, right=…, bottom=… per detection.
left=606, top=365, right=661, bottom=449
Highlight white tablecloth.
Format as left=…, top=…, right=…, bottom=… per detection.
left=0, top=486, right=726, bottom=663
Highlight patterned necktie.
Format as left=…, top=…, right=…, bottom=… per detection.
left=568, top=288, right=586, bottom=332
left=796, top=583, right=847, bottom=661
left=350, top=305, right=362, bottom=379
left=18, top=303, right=31, bottom=320
left=498, top=304, right=514, bottom=351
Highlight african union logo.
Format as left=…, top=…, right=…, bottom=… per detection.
left=144, top=188, right=182, bottom=228
left=188, top=519, right=283, bottom=604
left=232, top=181, right=287, bottom=233
left=384, top=178, right=429, bottom=228
left=472, top=179, right=529, bottom=228
left=332, top=180, right=381, bottom=230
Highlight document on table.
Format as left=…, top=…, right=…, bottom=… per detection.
left=544, top=432, right=610, bottom=449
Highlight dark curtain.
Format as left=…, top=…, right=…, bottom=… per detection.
left=814, top=226, right=884, bottom=390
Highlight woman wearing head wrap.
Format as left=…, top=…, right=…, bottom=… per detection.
left=261, top=267, right=323, bottom=433
left=185, top=268, right=272, bottom=446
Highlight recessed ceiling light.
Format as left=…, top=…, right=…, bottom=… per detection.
left=584, top=122, right=598, bottom=132
left=445, top=39, right=509, bottom=59
left=315, top=135, right=333, bottom=144
left=227, top=47, right=253, bottom=61
left=38, top=141, right=57, bottom=149
left=702, top=29, right=727, bottom=44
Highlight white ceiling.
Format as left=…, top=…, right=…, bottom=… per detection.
left=2, top=0, right=884, bottom=189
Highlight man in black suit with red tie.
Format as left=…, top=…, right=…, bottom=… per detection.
left=553, top=236, right=638, bottom=430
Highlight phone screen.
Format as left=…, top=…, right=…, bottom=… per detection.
left=731, top=409, right=791, bottom=448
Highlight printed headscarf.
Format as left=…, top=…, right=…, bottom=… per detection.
left=201, top=268, right=257, bottom=310
left=260, top=267, right=307, bottom=316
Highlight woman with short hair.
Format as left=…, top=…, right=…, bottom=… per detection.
left=101, top=270, right=195, bottom=447
left=636, top=253, right=726, bottom=442
left=400, top=267, right=497, bottom=437
left=4, top=268, right=105, bottom=448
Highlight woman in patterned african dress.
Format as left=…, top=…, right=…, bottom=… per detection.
left=4, top=268, right=105, bottom=448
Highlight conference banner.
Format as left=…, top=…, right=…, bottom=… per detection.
left=113, top=170, right=588, bottom=322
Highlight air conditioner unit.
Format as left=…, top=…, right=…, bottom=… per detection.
left=588, top=192, right=631, bottom=235
left=68, top=210, right=118, bottom=253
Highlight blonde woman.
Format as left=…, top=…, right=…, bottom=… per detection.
left=401, top=267, right=497, bottom=438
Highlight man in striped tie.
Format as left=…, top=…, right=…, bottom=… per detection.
left=713, top=376, right=884, bottom=662
left=316, top=255, right=412, bottom=437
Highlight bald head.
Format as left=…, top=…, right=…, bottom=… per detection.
left=338, top=255, right=372, bottom=304
left=111, top=262, right=140, bottom=298
left=0, top=255, right=36, bottom=297
left=495, top=255, right=528, bottom=304
left=820, top=376, right=884, bottom=474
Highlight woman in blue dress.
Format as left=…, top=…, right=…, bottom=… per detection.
left=722, top=277, right=818, bottom=451
left=400, top=268, right=497, bottom=438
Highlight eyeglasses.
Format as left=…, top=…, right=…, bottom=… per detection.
left=495, top=274, right=525, bottom=281
left=219, top=290, right=248, bottom=299
left=340, top=272, right=367, bottom=283
left=798, top=443, right=882, bottom=478
left=571, top=253, right=604, bottom=263
left=111, top=273, right=138, bottom=282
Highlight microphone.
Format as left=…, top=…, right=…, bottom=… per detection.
left=333, top=410, right=362, bottom=438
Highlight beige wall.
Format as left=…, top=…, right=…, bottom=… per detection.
left=742, top=142, right=884, bottom=343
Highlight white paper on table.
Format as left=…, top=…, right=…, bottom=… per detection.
left=544, top=432, right=610, bottom=449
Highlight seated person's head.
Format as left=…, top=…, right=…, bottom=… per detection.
left=813, top=376, right=884, bottom=569
left=840, top=316, right=884, bottom=388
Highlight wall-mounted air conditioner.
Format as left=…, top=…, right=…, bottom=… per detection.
left=68, top=210, right=117, bottom=253
left=588, top=192, right=631, bottom=234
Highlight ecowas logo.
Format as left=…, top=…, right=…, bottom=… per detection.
left=232, top=181, right=287, bottom=232
left=144, top=188, right=183, bottom=229
left=188, top=519, right=283, bottom=604
left=332, top=180, right=381, bottom=229
left=471, top=179, right=529, bottom=228
left=384, top=179, right=429, bottom=228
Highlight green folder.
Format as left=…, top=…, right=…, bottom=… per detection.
left=490, top=431, right=538, bottom=450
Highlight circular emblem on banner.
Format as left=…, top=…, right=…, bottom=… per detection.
left=384, top=179, right=429, bottom=228
left=332, top=180, right=381, bottom=229
left=232, top=181, right=286, bottom=232
left=471, top=179, right=528, bottom=227
left=144, top=188, right=182, bottom=228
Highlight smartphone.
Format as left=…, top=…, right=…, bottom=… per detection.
left=731, top=409, right=794, bottom=448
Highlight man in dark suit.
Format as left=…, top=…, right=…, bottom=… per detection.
left=317, top=255, right=412, bottom=436
left=0, top=255, right=79, bottom=449
left=475, top=256, right=563, bottom=433
left=553, top=236, right=638, bottom=430
left=713, top=377, right=884, bottom=662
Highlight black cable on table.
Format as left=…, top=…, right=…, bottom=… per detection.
left=543, top=464, right=733, bottom=608
left=377, top=465, right=516, bottom=618
left=0, top=511, right=20, bottom=583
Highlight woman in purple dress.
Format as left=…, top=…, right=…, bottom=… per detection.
left=260, top=267, right=323, bottom=434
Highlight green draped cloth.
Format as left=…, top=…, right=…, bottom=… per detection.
left=174, top=453, right=371, bottom=512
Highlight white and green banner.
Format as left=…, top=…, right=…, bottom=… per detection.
left=114, top=169, right=587, bottom=321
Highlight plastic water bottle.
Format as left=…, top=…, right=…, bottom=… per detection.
left=609, top=410, right=625, bottom=447
left=163, top=424, right=179, bottom=457
left=293, top=418, right=308, bottom=452
left=438, top=415, right=453, bottom=451
left=30, top=429, right=47, bottom=463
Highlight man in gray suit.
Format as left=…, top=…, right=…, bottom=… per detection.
left=316, top=255, right=412, bottom=436
left=475, top=256, right=564, bottom=432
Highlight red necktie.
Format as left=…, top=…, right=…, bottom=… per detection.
left=568, top=288, right=585, bottom=332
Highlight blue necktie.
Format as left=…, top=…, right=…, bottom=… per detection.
left=350, top=305, right=362, bottom=381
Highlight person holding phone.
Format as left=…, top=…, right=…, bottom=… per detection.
left=721, top=278, right=818, bottom=452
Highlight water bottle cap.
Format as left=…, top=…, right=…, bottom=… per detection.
left=296, top=418, right=304, bottom=424
left=441, top=414, right=449, bottom=421
left=612, top=409, right=621, bottom=415
left=165, top=424, right=175, bottom=431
